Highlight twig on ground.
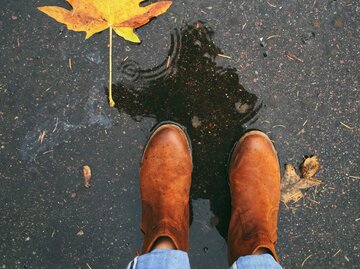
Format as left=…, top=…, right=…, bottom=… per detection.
left=306, top=196, right=319, bottom=204
left=332, top=249, right=341, bottom=257
left=267, top=2, right=277, bottom=8
left=217, top=54, right=232, bottom=59
left=38, top=130, right=46, bottom=143
left=340, top=122, right=354, bottom=129
left=267, top=35, right=281, bottom=40
left=286, top=52, right=304, bottom=62
left=301, top=254, right=313, bottom=267
left=42, top=150, right=54, bottom=155
left=52, top=117, right=59, bottom=133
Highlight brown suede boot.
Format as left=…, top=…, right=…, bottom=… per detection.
left=227, top=130, right=280, bottom=265
left=140, top=123, right=192, bottom=253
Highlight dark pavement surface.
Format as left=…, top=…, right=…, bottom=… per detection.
left=1, top=0, right=359, bottom=268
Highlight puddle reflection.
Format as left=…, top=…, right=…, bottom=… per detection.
left=112, top=22, right=261, bottom=239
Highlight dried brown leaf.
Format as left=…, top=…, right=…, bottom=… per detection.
left=281, top=155, right=322, bottom=204
left=83, top=165, right=91, bottom=188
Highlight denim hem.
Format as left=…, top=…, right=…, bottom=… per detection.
left=231, top=254, right=282, bottom=269
left=126, top=249, right=191, bottom=269
left=126, top=250, right=281, bottom=269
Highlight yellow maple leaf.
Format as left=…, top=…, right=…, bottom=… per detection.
left=38, top=0, right=172, bottom=106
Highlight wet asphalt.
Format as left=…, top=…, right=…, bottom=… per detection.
left=0, top=0, right=359, bottom=268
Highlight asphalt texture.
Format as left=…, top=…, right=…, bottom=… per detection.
left=0, top=0, right=359, bottom=268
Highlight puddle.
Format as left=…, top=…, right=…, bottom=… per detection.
left=189, top=199, right=228, bottom=267
left=112, top=22, right=261, bottom=238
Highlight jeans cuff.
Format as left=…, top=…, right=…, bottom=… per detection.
left=231, top=254, right=282, bottom=269
left=127, top=249, right=191, bottom=269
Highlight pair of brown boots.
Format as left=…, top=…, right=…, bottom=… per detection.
left=140, top=123, right=280, bottom=265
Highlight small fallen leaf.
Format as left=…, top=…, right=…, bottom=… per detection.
left=281, top=155, right=321, bottom=204
left=191, top=116, right=202, bottom=128
left=83, top=165, right=91, bottom=188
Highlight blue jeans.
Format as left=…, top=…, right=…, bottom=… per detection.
left=126, top=249, right=282, bottom=269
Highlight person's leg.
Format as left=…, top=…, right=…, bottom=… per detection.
left=126, top=123, right=192, bottom=269
left=227, top=130, right=282, bottom=269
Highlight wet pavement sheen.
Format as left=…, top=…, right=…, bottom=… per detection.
left=0, top=0, right=359, bottom=268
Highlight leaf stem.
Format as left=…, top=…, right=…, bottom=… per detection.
left=109, top=26, right=115, bottom=107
